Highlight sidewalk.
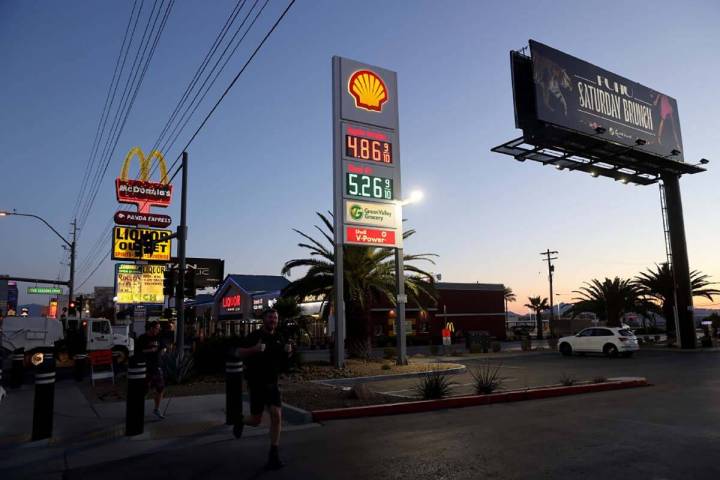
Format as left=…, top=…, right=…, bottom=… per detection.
left=0, top=380, right=317, bottom=476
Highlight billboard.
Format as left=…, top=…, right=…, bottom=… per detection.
left=333, top=57, right=403, bottom=249
left=529, top=40, right=684, bottom=161
left=116, top=147, right=173, bottom=213
left=169, top=257, right=225, bottom=288
left=115, top=263, right=166, bottom=304
left=112, top=226, right=172, bottom=262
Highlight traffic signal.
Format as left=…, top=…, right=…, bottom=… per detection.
left=142, top=233, right=154, bottom=255
left=183, top=268, right=196, bottom=299
left=163, top=268, right=177, bottom=296
left=68, top=300, right=77, bottom=316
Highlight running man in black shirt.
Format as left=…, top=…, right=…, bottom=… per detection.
left=234, top=308, right=292, bottom=470
left=136, top=321, right=167, bottom=419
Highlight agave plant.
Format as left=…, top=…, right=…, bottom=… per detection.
left=413, top=367, right=454, bottom=400
left=470, top=361, right=504, bottom=394
left=161, top=351, right=195, bottom=385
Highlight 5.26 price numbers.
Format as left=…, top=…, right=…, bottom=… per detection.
left=346, top=173, right=393, bottom=200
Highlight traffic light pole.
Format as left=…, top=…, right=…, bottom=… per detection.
left=175, top=152, right=188, bottom=357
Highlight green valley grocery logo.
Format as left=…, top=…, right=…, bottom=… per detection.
left=350, top=204, right=364, bottom=220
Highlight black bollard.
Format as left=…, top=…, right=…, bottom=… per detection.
left=73, top=353, right=88, bottom=382
left=10, top=349, right=24, bottom=388
left=31, top=352, right=56, bottom=441
left=125, top=357, right=146, bottom=436
left=225, top=358, right=244, bottom=425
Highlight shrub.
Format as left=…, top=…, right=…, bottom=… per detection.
left=559, top=373, right=577, bottom=386
left=288, top=351, right=304, bottom=372
left=429, top=344, right=439, bottom=356
left=381, top=363, right=392, bottom=371
left=491, top=341, right=502, bottom=353
left=479, top=335, right=491, bottom=353
left=161, top=351, right=195, bottom=385
left=521, top=336, right=532, bottom=351
left=383, top=347, right=397, bottom=360
left=470, top=362, right=503, bottom=394
left=414, top=368, right=454, bottom=399
left=592, top=376, right=607, bottom=383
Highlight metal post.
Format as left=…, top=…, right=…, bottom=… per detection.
left=331, top=57, right=345, bottom=368
left=176, top=152, right=188, bottom=356
left=10, top=349, right=24, bottom=388
left=73, top=353, right=88, bottom=382
left=31, top=351, right=56, bottom=441
left=395, top=248, right=407, bottom=365
left=225, top=355, right=243, bottom=425
left=661, top=174, right=695, bottom=349
left=125, top=356, right=146, bottom=436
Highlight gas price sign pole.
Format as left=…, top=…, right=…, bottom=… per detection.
left=332, top=57, right=407, bottom=367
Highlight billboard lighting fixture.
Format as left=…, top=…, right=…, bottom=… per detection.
left=555, top=165, right=564, bottom=170
left=594, top=127, right=606, bottom=134
left=621, top=178, right=629, bottom=184
left=671, top=149, right=681, bottom=156
left=591, top=171, right=599, bottom=177
left=699, top=158, right=709, bottom=165
left=514, top=156, right=526, bottom=162
left=635, top=139, right=647, bottom=146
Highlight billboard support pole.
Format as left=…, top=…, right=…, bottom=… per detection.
left=332, top=57, right=345, bottom=369
left=69, top=219, right=76, bottom=307
left=395, top=247, right=407, bottom=365
left=176, top=152, right=188, bottom=357
left=661, top=173, right=695, bottom=349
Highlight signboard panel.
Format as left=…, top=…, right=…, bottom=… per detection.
left=344, top=199, right=400, bottom=229
left=529, top=40, right=684, bottom=161
left=114, top=263, right=166, bottom=304
left=339, top=59, right=399, bottom=129
left=345, top=226, right=402, bottom=248
left=115, top=147, right=173, bottom=213
left=169, top=257, right=225, bottom=288
left=27, top=287, right=63, bottom=295
left=115, top=210, right=172, bottom=228
left=112, top=226, right=172, bottom=262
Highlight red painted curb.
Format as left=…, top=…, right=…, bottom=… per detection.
left=311, top=379, right=649, bottom=422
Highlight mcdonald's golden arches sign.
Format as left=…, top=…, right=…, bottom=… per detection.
left=116, top=147, right=173, bottom=213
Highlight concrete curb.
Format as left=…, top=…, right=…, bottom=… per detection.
left=281, top=402, right=313, bottom=424
left=311, top=377, right=650, bottom=421
left=313, top=365, right=467, bottom=387
left=640, top=347, right=720, bottom=353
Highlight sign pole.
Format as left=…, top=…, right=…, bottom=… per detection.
left=332, top=57, right=345, bottom=368
left=395, top=247, right=407, bottom=365
left=176, top=151, right=188, bottom=357
left=69, top=219, right=76, bottom=306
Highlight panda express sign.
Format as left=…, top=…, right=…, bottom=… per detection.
left=529, top=40, right=684, bottom=161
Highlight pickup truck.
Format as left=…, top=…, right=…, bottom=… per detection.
left=0, top=316, right=134, bottom=363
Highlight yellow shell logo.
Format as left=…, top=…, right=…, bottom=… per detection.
left=348, top=70, right=388, bottom=112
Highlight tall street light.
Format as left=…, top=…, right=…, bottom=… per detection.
left=0, top=210, right=77, bottom=304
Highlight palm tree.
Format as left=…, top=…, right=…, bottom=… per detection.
left=524, top=296, right=549, bottom=340
left=281, top=212, right=438, bottom=355
left=634, top=263, right=720, bottom=337
left=504, top=287, right=517, bottom=330
left=567, top=277, right=657, bottom=327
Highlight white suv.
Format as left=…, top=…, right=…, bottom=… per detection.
left=558, top=327, right=639, bottom=357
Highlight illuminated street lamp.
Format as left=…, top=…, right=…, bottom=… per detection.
left=401, top=190, right=424, bottom=206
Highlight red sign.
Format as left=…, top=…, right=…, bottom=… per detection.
left=114, top=210, right=172, bottom=228
left=116, top=179, right=173, bottom=214
left=442, top=328, right=451, bottom=338
left=345, top=226, right=398, bottom=247
left=222, top=294, right=242, bottom=312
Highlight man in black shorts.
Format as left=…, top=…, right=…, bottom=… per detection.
left=234, top=308, right=292, bottom=470
left=136, top=321, right=167, bottom=420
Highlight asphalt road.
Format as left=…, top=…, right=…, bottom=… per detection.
left=13, top=350, right=720, bottom=479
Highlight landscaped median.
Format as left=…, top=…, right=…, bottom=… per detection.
left=310, top=377, right=650, bottom=422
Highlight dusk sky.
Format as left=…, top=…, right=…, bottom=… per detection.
left=1, top=0, right=718, bottom=312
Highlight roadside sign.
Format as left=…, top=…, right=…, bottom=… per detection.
left=344, top=200, right=400, bottom=229
left=116, top=147, right=173, bottom=213
left=111, top=226, right=172, bottom=262
left=344, top=226, right=401, bottom=248
left=114, top=210, right=172, bottom=228
left=27, top=287, right=62, bottom=295
left=114, top=263, right=165, bottom=304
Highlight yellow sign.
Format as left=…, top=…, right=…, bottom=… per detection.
left=116, top=147, right=173, bottom=213
left=119, top=147, right=169, bottom=183
left=116, top=264, right=165, bottom=304
left=112, top=226, right=172, bottom=261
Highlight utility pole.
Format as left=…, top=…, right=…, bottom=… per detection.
left=540, top=249, right=558, bottom=337
left=176, top=152, right=189, bottom=357
left=68, top=219, right=77, bottom=306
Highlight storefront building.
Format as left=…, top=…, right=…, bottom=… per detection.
left=212, top=274, right=289, bottom=336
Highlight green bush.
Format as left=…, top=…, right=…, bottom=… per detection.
left=414, top=368, right=454, bottom=399
left=383, top=347, right=397, bottom=360
left=194, top=336, right=241, bottom=374
left=470, top=361, right=503, bottom=394
left=491, top=341, right=502, bottom=353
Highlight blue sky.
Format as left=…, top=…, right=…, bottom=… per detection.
left=1, top=0, right=718, bottom=311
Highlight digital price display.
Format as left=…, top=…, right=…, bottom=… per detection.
left=346, top=173, right=393, bottom=200
left=345, top=134, right=392, bottom=164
